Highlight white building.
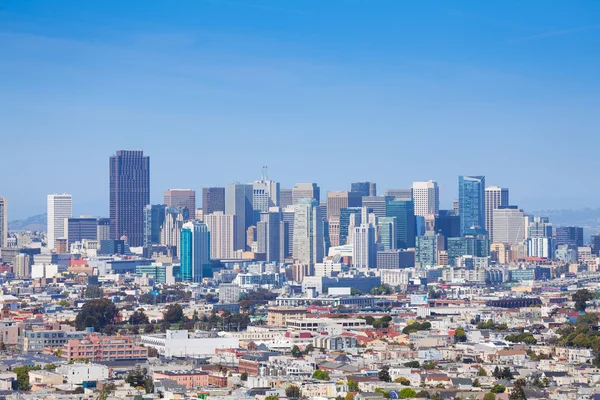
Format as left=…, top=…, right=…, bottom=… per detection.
left=314, top=259, right=343, bottom=277
left=47, top=193, right=72, bottom=251
left=412, top=181, right=439, bottom=217
left=292, top=183, right=320, bottom=205
left=492, top=206, right=525, bottom=245
left=56, top=363, right=109, bottom=384
left=140, top=330, right=239, bottom=358
left=485, top=186, right=509, bottom=242
left=528, top=237, right=555, bottom=259
left=219, top=283, right=241, bottom=303
left=14, top=253, right=32, bottom=278
left=352, top=224, right=376, bottom=268
left=0, top=198, right=7, bottom=249
left=252, top=175, right=280, bottom=216
left=293, top=198, right=324, bottom=266
left=31, top=263, right=59, bottom=279
left=204, top=212, right=236, bottom=259
left=225, top=183, right=253, bottom=251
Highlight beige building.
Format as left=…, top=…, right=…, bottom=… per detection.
left=204, top=212, right=236, bottom=259
left=326, top=191, right=361, bottom=220
left=267, top=307, right=306, bottom=327
left=164, top=189, right=196, bottom=216
left=29, top=370, right=63, bottom=388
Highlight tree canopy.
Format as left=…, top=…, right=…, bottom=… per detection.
left=75, top=298, right=118, bottom=332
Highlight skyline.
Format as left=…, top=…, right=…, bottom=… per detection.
left=2, top=1, right=600, bottom=218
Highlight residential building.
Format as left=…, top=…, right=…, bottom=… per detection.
left=292, top=183, right=320, bottom=205
left=485, top=186, right=509, bottom=242
left=109, top=150, right=150, bottom=246
left=204, top=212, right=236, bottom=259
left=14, top=253, right=32, bottom=278
left=96, top=218, right=111, bottom=241
left=63, top=333, right=148, bottom=361
left=225, top=183, right=253, bottom=251
left=164, top=189, right=195, bottom=217
left=202, top=187, right=226, bottom=215
left=416, top=233, right=444, bottom=267
left=219, top=283, right=241, bottom=303
left=21, top=330, right=84, bottom=353
left=55, top=363, right=109, bottom=385
left=293, top=198, right=324, bottom=266
left=412, top=181, right=439, bottom=217
left=458, top=175, right=485, bottom=235
left=153, top=370, right=209, bottom=389
left=47, top=193, right=72, bottom=250
left=140, top=330, right=239, bottom=358
left=180, top=221, right=210, bottom=282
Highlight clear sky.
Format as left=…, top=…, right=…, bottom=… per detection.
left=1, top=0, right=599, bottom=219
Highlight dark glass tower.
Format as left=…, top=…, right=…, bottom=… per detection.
left=386, top=199, right=416, bottom=249
left=202, top=187, right=226, bottom=215
left=110, top=150, right=150, bottom=247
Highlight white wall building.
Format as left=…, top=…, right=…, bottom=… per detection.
left=485, top=186, right=509, bottom=242
left=293, top=198, right=324, bottom=266
left=140, top=330, right=239, bottom=358
left=492, top=206, right=525, bottom=245
left=412, top=181, right=439, bottom=217
left=352, top=224, right=376, bottom=268
left=47, top=193, right=72, bottom=251
left=56, top=363, right=109, bottom=384
left=204, top=212, right=236, bottom=259
left=31, top=263, right=59, bottom=279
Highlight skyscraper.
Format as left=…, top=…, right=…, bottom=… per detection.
left=353, top=224, right=376, bottom=268
left=339, top=207, right=362, bottom=246
left=0, top=198, right=6, bottom=250
left=97, top=218, right=111, bottom=241
left=327, top=191, right=362, bottom=220
left=281, top=207, right=295, bottom=258
left=362, top=196, right=390, bottom=218
left=161, top=207, right=188, bottom=256
left=109, top=150, right=150, bottom=247
left=458, top=176, right=485, bottom=236
left=257, top=209, right=283, bottom=262
left=144, top=204, right=167, bottom=248
left=556, top=226, right=584, bottom=247
left=351, top=182, right=377, bottom=197
left=280, top=189, right=293, bottom=208
left=64, top=217, right=98, bottom=247
left=292, top=183, right=320, bottom=205
left=179, top=221, right=210, bottom=282
left=225, top=183, right=253, bottom=251
left=293, top=198, right=324, bottom=266
left=412, top=181, right=439, bottom=217
left=47, top=193, right=72, bottom=251
left=164, top=189, right=196, bottom=218
left=202, top=187, right=226, bottom=215
left=385, top=199, right=416, bottom=249
left=485, top=186, right=509, bottom=242
left=492, top=206, right=525, bottom=245
left=377, top=216, right=397, bottom=250
left=252, top=174, right=280, bottom=223
left=204, top=212, right=236, bottom=259
left=385, top=189, right=412, bottom=201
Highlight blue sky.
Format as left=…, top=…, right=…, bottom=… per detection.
left=1, top=0, right=599, bottom=219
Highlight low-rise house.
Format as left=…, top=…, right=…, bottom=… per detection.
left=152, top=370, right=209, bottom=389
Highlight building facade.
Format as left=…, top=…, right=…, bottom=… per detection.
left=164, top=189, right=196, bottom=217
left=202, top=187, right=226, bottom=215
left=458, top=176, right=485, bottom=235
left=225, top=183, right=253, bottom=251
left=412, top=181, right=439, bottom=217
left=292, top=183, right=320, bottom=205
left=293, top=198, right=324, bottom=266
left=180, top=221, right=210, bottom=282
left=485, top=186, right=509, bottom=242
left=204, top=212, right=236, bottom=259
left=47, top=193, right=72, bottom=250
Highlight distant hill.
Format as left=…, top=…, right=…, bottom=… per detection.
left=9, top=213, right=47, bottom=232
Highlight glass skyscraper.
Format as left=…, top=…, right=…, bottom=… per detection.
left=458, top=175, right=485, bottom=236
left=144, top=204, right=166, bottom=248
left=385, top=199, right=416, bottom=249
left=339, top=207, right=362, bottom=246
left=180, top=221, right=210, bottom=283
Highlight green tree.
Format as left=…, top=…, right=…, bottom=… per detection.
left=483, top=394, right=496, bottom=400
left=345, top=394, right=355, bottom=400
left=399, top=388, right=417, bottom=399
left=125, top=367, right=153, bottom=393
left=265, top=396, right=279, bottom=400
left=240, top=372, right=248, bottom=381
left=84, top=285, right=104, bottom=299
left=404, top=361, right=420, bottom=368
left=75, top=298, right=118, bottom=331
left=348, top=380, right=359, bottom=392
left=285, top=385, right=302, bottom=399
left=59, top=299, right=70, bottom=307
left=291, top=345, right=302, bottom=358
left=477, top=367, right=488, bottom=376
left=13, top=365, right=41, bottom=390
left=473, top=378, right=481, bottom=387
left=163, top=303, right=185, bottom=324
left=455, top=327, right=467, bottom=342
left=378, top=366, right=391, bottom=382
left=312, top=369, right=330, bottom=380
left=103, top=324, right=117, bottom=335
left=130, top=309, right=150, bottom=325
left=144, top=324, right=155, bottom=333
left=73, top=387, right=85, bottom=394
left=394, top=377, right=411, bottom=386
left=509, top=379, right=527, bottom=400
left=43, top=363, right=57, bottom=371
left=576, top=312, right=599, bottom=325
left=490, top=384, right=505, bottom=393
left=573, top=289, right=594, bottom=312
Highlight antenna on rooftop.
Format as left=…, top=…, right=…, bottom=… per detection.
left=262, top=166, right=268, bottom=181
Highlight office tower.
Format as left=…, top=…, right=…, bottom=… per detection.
left=376, top=249, right=415, bottom=269
left=416, top=233, right=443, bottom=267
left=0, top=198, right=6, bottom=250
left=385, top=189, right=412, bottom=201
left=386, top=199, right=416, bottom=249
left=179, top=221, right=210, bottom=282
left=412, top=181, right=439, bottom=217
left=55, top=238, right=68, bottom=254
left=14, top=253, right=32, bottom=278
left=219, top=283, right=241, bottom=304
left=252, top=169, right=280, bottom=219
left=144, top=204, right=167, bottom=248
left=64, top=217, right=98, bottom=247
left=247, top=226, right=257, bottom=251
left=528, top=237, right=555, bottom=259
left=96, top=218, right=111, bottom=241
left=99, top=239, right=126, bottom=255
left=492, top=206, right=525, bottom=245
left=292, top=183, right=320, bottom=205
left=528, top=216, right=552, bottom=238
left=161, top=207, right=188, bottom=255
left=327, top=191, right=362, bottom=220
left=458, top=176, right=485, bottom=235
left=164, top=189, right=196, bottom=218
left=339, top=208, right=362, bottom=246
left=257, top=210, right=282, bottom=262
left=202, top=187, right=226, bottom=215
left=195, top=209, right=204, bottom=221
left=556, top=226, right=584, bottom=247
left=362, top=196, right=390, bottom=218
left=47, top=193, right=72, bottom=250
left=204, top=212, right=236, bottom=259
left=352, top=224, right=376, bottom=268
left=453, top=200, right=459, bottom=215
left=592, top=234, right=600, bottom=256
left=293, top=198, right=324, bottom=266
left=434, top=210, right=460, bottom=240
left=281, top=207, right=295, bottom=258
left=328, top=216, right=341, bottom=247
left=280, top=189, right=293, bottom=208
left=109, top=150, right=150, bottom=246
left=351, top=182, right=377, bottom=197
left=225, top=183, right=253, bottom=251
left=485, top=186, right=509, bottom=242
left=377, top=217, right=397, bottom=250
left=447, top=230, right=490, bottom=266
left=319, top=202, right=328, bottom=222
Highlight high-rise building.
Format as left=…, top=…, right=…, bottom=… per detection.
left=281, top=207, right=295, bottom=258
left=434, top=210, right=460, bottom=242
left=416, top=233, right=443, bottom=267
left=202, top=187, right=226, bottom=215
left=328, top=216, right=341, bottom=247
left=97, top=218, right=111, bottom=241
left=352, top=224, right=376, bottom=268
left=280, top=189, right=293, bottom=208
left=592, top=234, right=600, bottom=256
left=447, top=229, right=490, bottom=266
left=528, top=216, right=552, bottom=238
left=293, top=198, right=324, bottom=266
left=412, top=181, right=439, bottom=217
left=0, top=198, right=7, bottom=250
left=247, top=226, right=257, bottom=251
left=327, top=191, right=362, bottom=220
left=161, top=207, right=188, bottom=256
left=252, top=178, right=280, bottom=224
left=204, top=212, right=235, bottom=259
left=362, top=196, right=390, bottom=218
left=385, top=199, right=416, bottom=249
left=556, top=226, right=584, bottom=247
left=109, top=150, right=150, bottom=247
left=377, top=217, right=397, bottom=251
left=385, top=189, right=412, bottom=201
left=164, top=189, right=195, bottom=218
left=458, top=176, right=485, bottom=235
left=351, top=182, right=377, bottom=197
left=292, top=183, right=320, bottom=205
left=339, top=207, right=362, bottom=246
left=144, top=204, right=167, bottom=248
left=47, top=193, right=72, bottom=251
left=14, top=253, right=32, bottom=278
left=492, top=206, right=525, bottom=245
left=225, top=183, right=253, bottom=251
left=528, top=237, right=555, bottom=259
left=179, top=221, right=210, bottom=282
left=485, top=186, right=509, bottom=242
left=64, top=217, right=98, bottom=247
left=453, top=200, right=459, bottom=215
left=257, top=209, right=282, bottom=262
left=55, top=238, right=68, bottom=254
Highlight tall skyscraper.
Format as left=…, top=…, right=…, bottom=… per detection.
left=556, top=226, right=584, bottom=247
left=252, top=173, right=280, bottom=223
left=202, top=187, right=226, bottom=215
left=353, top=224, right=376, bottom=268
left=64, top=217, right=98, bottom=247
left=458, top=176, right=485, bottom=236
left=386, top=199, right=416, bottom=249
left=161, top=207, right=188, bottom=256
left=362, top=196, right=390, bottom=218
left=327, top=191, right=362, bottom=220
left=385, top=189, right=412, bottom=201
left=412, top=181, right=439, bottom=217
left=144, top=204, right=167, bottom=248
left=527, top=216, right=554, bottom=259
left=339, top=207, right=362, bottom=246
left=47, top=193, right=72, bottom=251
left=281, top=207, right=295, bottom=258
left=257, top=209, right=283, bottom=262
left=292, top=183, right=320, bottom=205
left=280, top=189, right=293, bottom=208
left=377, top=217, right=397, bottom=250
left=0, top=198, right=6, bottom=250
left=109, top=150, right=150, bottom=247
left=351, top=182, right=377, bottom=197
left=492, top=206, right=525, bottom=245
left=485, top=186, right=509, bottom=242
left=97, top=218, right=111, bottom=241
left=225, top=183, right=253, bottom=251
left=164, top=189, right=196, bottom=218
left=293, top=198, right=324, bottom=266
left=204, top=212, right=236, bottom=259
left=180, top=221, right=210, bottom=282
